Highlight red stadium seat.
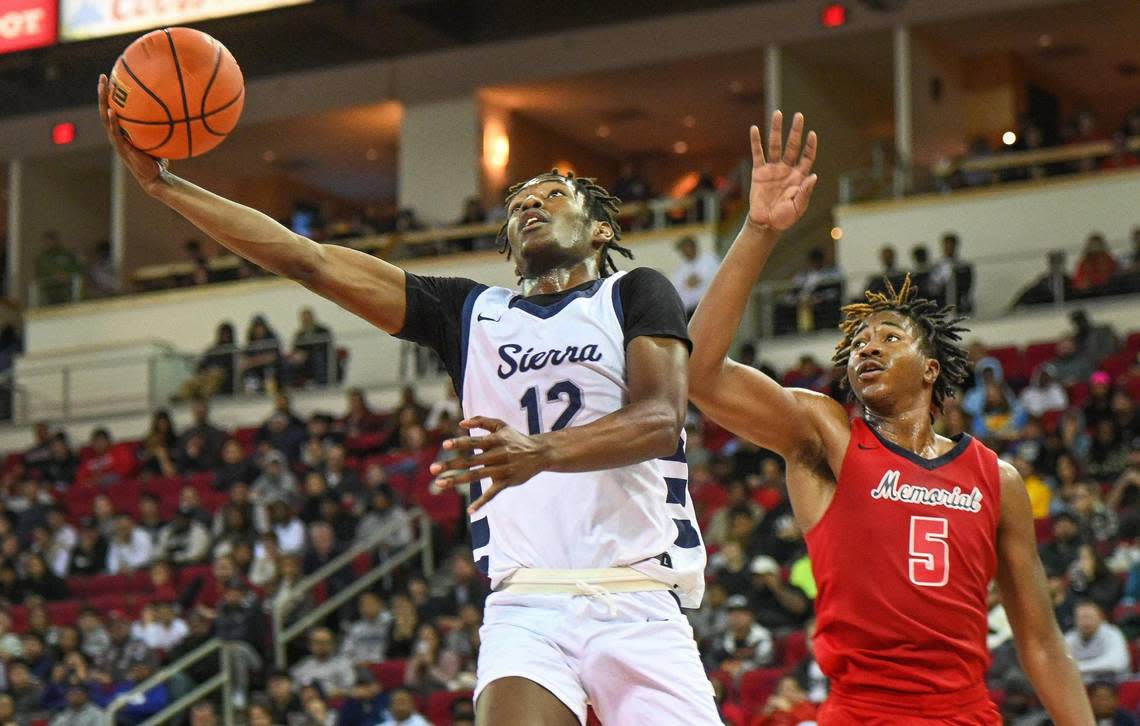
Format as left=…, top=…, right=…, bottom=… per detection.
left=368, top=660, right=407, bottom=690
left=1119, top=680, right=1140, bottom=711
left=1100, top=352, right=1132, bottom=380
left=426, top=690, right=473, bottom=725
left=352, top=552, right=374, bottom=577
left=1068, top=382, right=1090, bottom=408
left=985, top=346, right=1025, bottom=385
left=738, top=667, right=785, bottom=712
left=1022, top=341, right=1058, bottom=375
left=45, top=601, right=82, bottom=627
left=1034, top=518, right=1054, bottom=545
left=779, top=630, right=808, bottom=666
left=1041, top=409, right=1064, bottom=433
left=1125, top=332, right=1140, bottom=357
left=234, top=427, right=259, bottom=454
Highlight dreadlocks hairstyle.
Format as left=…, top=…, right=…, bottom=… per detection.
left=496, top=169, right=633, bottom=276
left=832, top=274, right=970, bottom=413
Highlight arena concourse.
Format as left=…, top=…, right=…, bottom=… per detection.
left=0, top=1, right=1137, bottom=724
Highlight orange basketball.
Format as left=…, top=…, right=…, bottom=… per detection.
left=109, top=27, right=244, bottom=160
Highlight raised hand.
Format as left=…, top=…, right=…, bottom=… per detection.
left=97, top=74, right=168, bottom=194
left=747, top=111, right=818, bottom=232
left=429, top=416, right=551, bottom=514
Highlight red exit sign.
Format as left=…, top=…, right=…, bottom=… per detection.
left=0, top=0, right=58, bottom=55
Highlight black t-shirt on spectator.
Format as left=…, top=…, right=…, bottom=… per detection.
left=395, top=267, right=692, bottom=393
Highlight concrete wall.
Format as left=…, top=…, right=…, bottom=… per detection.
left=398, top=97, right=480, bottom=226
left=834, top=167, right=1140, bottom=318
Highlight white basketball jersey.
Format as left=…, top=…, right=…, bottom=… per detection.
left=458, top=272, right=706, bottom=607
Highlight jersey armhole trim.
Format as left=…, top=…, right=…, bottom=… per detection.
left=457, top=283, right=489, bottom=399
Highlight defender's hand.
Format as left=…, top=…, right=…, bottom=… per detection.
left=430, top=416, right=551, bottom=514
left=98, top=74, right=168, bottom=194
left=747, top=111, right=818, bottom=232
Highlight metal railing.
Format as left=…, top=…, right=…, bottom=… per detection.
left=195, top=333, right=339, bottom=396
left=104, top=638, right=235, bottom=726
left=272, top=510, right=434, bottom=668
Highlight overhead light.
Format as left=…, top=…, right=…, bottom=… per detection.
left=261, top=150, right=277, bottom=162
left=682, top=115, right=697, bottom=128
left=1002, top=131, right=1017, bottom=146
left=365, top=148, right=379, bottom=161
left=830, top=227, right=843, bottom=240
left=596, top=125, right=611, bottom=138
left=1036, top=33, right=1053, bottom=48
left=673, top=141, right=689, bottom=154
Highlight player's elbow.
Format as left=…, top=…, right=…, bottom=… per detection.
left=282, top=235, right=325, bottom=283
left=643, top=402, right=684, bottom=459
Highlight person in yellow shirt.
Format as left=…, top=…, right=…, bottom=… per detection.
left=1013, top=456, right=1052, bottom=519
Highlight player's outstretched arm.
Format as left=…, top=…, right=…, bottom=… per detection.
left=433, top=335, right=689, bottom=512
left=689, top=112, right=825, bottom=457
left=996, top=460, right=1094, bottom=725
left=97, top=75, right=408, bottom=334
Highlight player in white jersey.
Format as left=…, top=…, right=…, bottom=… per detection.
left=99, top=70, right=717, bottom=722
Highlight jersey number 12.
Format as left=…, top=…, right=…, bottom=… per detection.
left=520, top=381, right=583, bottom=435
left=908, top=516, right=949, bottom=587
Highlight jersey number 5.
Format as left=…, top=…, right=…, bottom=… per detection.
left=520, top=381, right=583, bottom=435
left=908, top=516, right=949, bottom=587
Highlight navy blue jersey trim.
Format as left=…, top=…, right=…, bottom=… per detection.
left=507, top=278, right=605, bottom=319
left=611, top=276, right=625, bottom=328
left=470, top=518, right=490, bottom=549
left=475, top=556, right=489, bottom=575
left=673, top=519, right=701, bottom=548
left=659, top=438, right=687, bottom=463
left=864, top=420, right=973, bottom=471
left=457, top=284, right=489, bottom=398
left=665, top=477, right=688, bottom=506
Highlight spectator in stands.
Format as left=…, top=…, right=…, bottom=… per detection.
left=864, top=245, right=906, bottom=297
left=1088, top=420, right=1131, bottom=482
left=385, top=593, right=420, bottom=659
left=451, top=196, right=492, bottom=253
left=1019, top=363, right=1068, bottom=417
left=136, top=493, right=164, bottom=544
left=268, top=500, right=306, bottom=556
left=425, top=386, right=461, bottom=434
left=356, top=485, right=414, bottom=557
left=49, top=680, right=101, bottom=726
left=927, top=232, right=974, bottom=312
left=909, top=244, right=934, bottom=297
left=704, top=482, right=761, bottom=549
left=44, top=508, right=75, bottom=577
left=339, top=668, right=390, bottom=726
left=106, top=515, right=155, bottom=574
left=179, top=398, right=227, bottom=470
left=131, top=601, right=188, bottom=651
left=285, top=308, right=334, bottom=387
left=710, top=594, right=773, bottom=675
left=241, top=315, right=282, bottom=394
left=24, top=421, right=53, bottom=479
left=300, top=472, right=333, bottom=524
left=1088, top=680, right=1140, bottom=726
left=1040, top=511, right=1084, bottom=577
left=0, top=561, right=23, bottom=603
left=166, top=611, right=215, bottom=685
left=87, top=240, right=118, bottom=297
left=146, top=561, right=178, bottom=602
left=748, top=555, right=811, bottom=630
left=212, top=505, right=257, bottom=560
left=775, top=246, right=845, bottom=335
left=322, top=444, right=360, bottom=497
left=1073, top=480, right=1119, bottom=545
left=445, top=602, right=483, bottom=666
left=20, top=553, right=69, bottom=602
left=291, top=627, right=355, bottom=699
left=1073, top=233, right=1119, bottom=294
left=1065, top=601, right=1130, bottom=684
left=215, top=579, right=265, bottom=702
left=1010, top=457, right=1052, bottom=520
left=341, top=591, right=391, bottom=664
left=76, top=609, right=110, bottom=662
left=76, top=428, right=134, bottom=487
left=252, top=450, right=298, bottom=505
left=156, top=506, right=212, bottom=564
left=373, top=688, right=427, bottom=726
left=181, top=322, right=238, bottom=399
left=1068, top=544, right=1122, bottom=615
left=95, top=611, right=155, bottom=682
left=317, top=492, right=357, bottom=544
left=670, top=236, right=720, bottom=319
left=752, top=675, right=818, bottom=726
left=1121, top=226, right=1140, bottom=274
left=34, top=230, right=84, bottom=306
left=214, top=437, right=258, bottom=493
left=264, top=669, right=304, bottom=724
left=7, top=659, right=43, bottom=721
left=258, top=392, right=307, bottom=462
left=338, top=388, right=389, bottom=438
left=189, top=701, right=219, bottom=726
left=304, top=522, right=351, bottom=593
left=612, top=162, right=651, bottom=203
left=782, top=354, right=829, bottom=391
left=43, top=433, right=77, bottom=489
left=94, top=659, right=171, bottom=723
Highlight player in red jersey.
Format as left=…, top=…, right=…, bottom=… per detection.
left=688, top=112, right=1093, bottom=725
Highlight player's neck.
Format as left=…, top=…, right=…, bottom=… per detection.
left=520, top=259, right=599, bottom=297
left=863, top=405, right=941, bottom=459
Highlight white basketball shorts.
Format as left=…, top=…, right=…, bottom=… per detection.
left=474, top=589, right=720, bottom=725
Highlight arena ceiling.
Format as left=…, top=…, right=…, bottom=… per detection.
left=0, top=0, right=760, bottom=119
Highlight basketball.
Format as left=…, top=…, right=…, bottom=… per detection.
left=108, top=27, right=244, bottom=160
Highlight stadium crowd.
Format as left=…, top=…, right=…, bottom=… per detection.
left=0, top=299, right=1136, bottom=724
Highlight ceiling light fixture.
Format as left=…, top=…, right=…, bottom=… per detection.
left=673, top=141, right=689, bottom=154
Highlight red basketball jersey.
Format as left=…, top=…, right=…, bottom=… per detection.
left=805, top=418, right=1002, bottom=715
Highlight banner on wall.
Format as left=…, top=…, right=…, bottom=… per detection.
left=0, top=0, right=58, bottom=55
left=59, top=0, right=310, bottom=42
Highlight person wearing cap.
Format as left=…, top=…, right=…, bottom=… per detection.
left=669, top=235, right=720, bottom=320
left=49, top=679, right=101, bottom=726
left=156, top=505, right=212, bottom=565
left=748, top=554, right=810, bottom=631
left=710, top=595, right=773, bottom=675
left=252, top=450, right=299, bottom=506
left=1041, top=510, right=1085, bottom=578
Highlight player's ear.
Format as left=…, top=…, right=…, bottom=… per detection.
left=592, top=221, right=614, bottom=248
left=924, top=356, right=941, bottom=386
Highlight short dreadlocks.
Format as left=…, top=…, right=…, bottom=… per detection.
left=832, top=275, right=969, bottom=413
left=496, top=170, right=633, bottom=276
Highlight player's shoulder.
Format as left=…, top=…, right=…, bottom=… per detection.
left=618, top=266, right=671, bottom=286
